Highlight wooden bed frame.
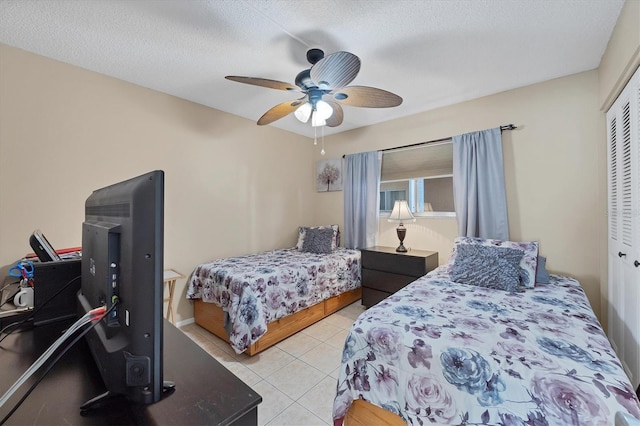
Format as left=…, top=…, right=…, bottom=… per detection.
left=343, top=399, right=405, bottom=426
left=194, top=287, right=362, bottom=356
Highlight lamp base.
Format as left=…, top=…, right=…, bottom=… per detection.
left=396, top=224, right=407, bottom=253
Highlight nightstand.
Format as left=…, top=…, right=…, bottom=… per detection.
left=360, top=246, right=438, bottom=308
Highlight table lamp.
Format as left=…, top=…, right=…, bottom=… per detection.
left=388, top=200, right=415, bottom=252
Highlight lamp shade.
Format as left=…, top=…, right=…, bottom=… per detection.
left=388, top=200, right=415, bottom=222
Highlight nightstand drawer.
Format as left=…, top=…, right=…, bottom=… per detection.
left=361, top=248, right=437, bottom=277
left=362, top=269, right=417, bottom=293
left=361, top=287, right=391, bottom=308
left=360, top=246, right=439, bottom=309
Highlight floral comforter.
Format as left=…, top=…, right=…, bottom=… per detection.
left=187, top=248, right=360, bottom=353
left=333, top=266, right=640, bottom=426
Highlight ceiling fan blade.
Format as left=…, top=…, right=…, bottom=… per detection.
left=325, top=101, right=343, bottom=127
left=257, top=98, right=306, bottom=125
left=225, top=76, right=298, bottom=91
left=310, top=51, right=361, bottom=90
left=332, top=86, right=403, bottom=108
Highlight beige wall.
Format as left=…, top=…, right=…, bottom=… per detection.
left=315, top=70, right=606, bottom=318
left=599, top=0, right=640, bottom=111
left=0, top=43, right=318, bottom=323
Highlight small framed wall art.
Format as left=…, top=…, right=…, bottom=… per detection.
left=316, top=157, right=343, bottom=192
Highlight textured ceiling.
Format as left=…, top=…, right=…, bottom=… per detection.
left=0, top=0, right=624, bottom=138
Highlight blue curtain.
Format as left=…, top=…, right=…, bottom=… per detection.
left=343, top=151, right=382, bottom=249
left=452, top=127, right=509, bottom=240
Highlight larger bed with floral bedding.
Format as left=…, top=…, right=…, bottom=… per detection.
left=187, top=227, right=361, bottom=355
left=333, top=238, right=640, bottom=426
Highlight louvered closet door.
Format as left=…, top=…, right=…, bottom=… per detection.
left=607, top=65, right=640, bottom=389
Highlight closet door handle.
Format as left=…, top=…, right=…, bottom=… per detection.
left=618, top=251, right=626, bottom=258
left=634, top=260, right=640, bottom=267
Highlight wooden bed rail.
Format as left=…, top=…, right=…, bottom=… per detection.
left=194, top=287, right=362, bottom=356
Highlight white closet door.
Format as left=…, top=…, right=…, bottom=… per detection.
left=607, top=65, right=640, bottom=389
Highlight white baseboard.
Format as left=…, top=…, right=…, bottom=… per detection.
left=175, top=317, right=194, bottom=328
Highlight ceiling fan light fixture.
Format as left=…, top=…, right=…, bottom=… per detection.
left=294, top=102, right=312, bottom=123
left=315, top=100, right=333, bottom=119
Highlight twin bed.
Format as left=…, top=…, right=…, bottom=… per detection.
left=186, top=226, right=361, bottom=355
left=187, top=231, right=640, bottom=425
left=333, top=238, right=640, bottom=426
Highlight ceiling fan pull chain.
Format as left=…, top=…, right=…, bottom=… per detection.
left=314, top=126, right=317, bottom=146
left=321, top=126, right=326, bottom=156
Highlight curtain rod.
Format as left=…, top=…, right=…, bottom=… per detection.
left=341, top=124, right=517, bottom=158
left=380, top=124, right=517, bottom=153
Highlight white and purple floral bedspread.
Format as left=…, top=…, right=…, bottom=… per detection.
left=333, top=266, right=640, bottom=426
left=187, top=248, right=360, bottom=353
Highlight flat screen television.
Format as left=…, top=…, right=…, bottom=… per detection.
left=77, top=170, right=170, bottom=409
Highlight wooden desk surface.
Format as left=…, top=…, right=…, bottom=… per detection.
left=0, top=319, right=261, bottom=425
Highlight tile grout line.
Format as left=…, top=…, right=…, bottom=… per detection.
left=179, top=302, right=365, bottom=426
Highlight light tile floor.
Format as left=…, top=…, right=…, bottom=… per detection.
left=180, top=301, right=366, bottom=426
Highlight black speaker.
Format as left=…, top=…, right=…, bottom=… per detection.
left=32, top=259, right=81, bottom=326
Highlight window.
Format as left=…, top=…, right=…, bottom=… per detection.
left=380, top=188, right=406, bottom=211
left=380, top=141, right=455, bottom=217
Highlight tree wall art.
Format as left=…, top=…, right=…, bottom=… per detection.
left=316, top=158, right=343, bottom=192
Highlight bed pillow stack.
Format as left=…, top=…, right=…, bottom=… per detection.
left=448, top=236, right=539, bottom=290
left=296, top=225, right=340, bottom=253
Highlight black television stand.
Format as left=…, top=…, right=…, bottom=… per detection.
left=0, top=318, right=261, bottom=425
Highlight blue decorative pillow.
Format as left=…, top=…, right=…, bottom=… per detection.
left=296, top=225, right=339, bottom=251
left=448, top=237, right=539, bottom=288
left=301, top=228, right=335, bottom=254
left=450, top=244, right=524, bottom=292
left=536, top=256, right=550, bottom=284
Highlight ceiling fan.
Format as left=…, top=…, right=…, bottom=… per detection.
left=225, top=48, right=403, bottom=128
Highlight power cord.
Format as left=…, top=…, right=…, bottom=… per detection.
left=0, top=301, right=117, bottom=425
